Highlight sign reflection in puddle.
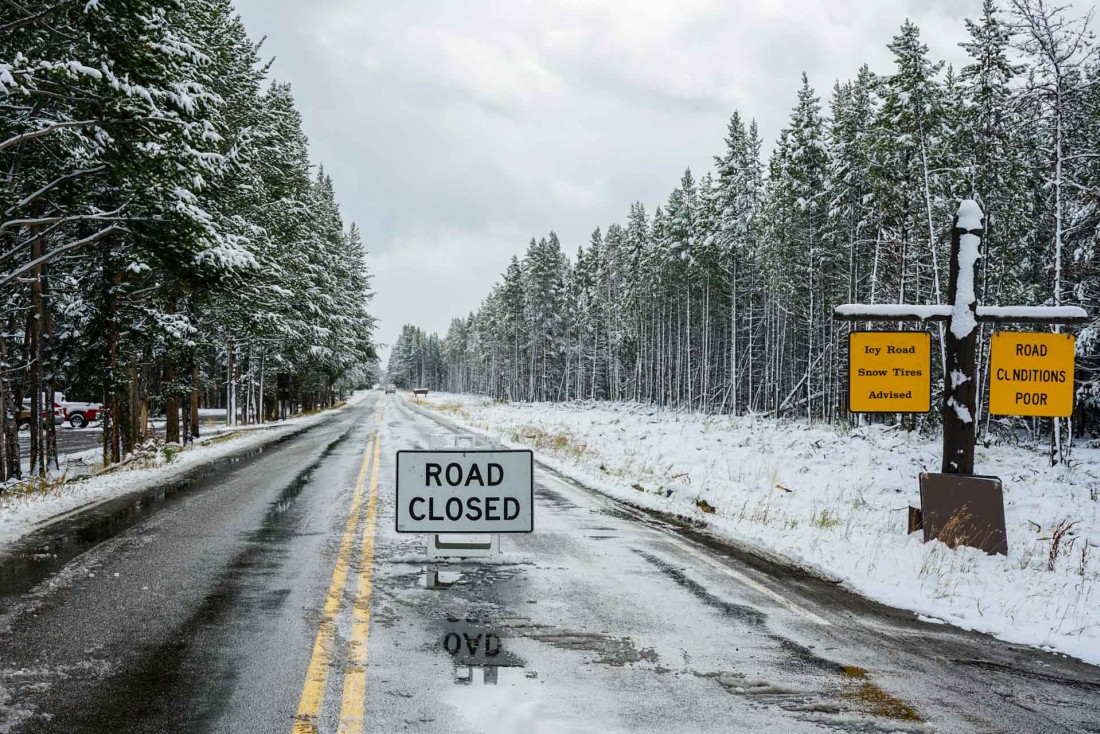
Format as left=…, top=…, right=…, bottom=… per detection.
left=421, top=567, right=464, bottom=589
left=443, top=617, right=524, bottom=683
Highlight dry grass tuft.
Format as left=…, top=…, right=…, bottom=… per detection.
left=0, top=472, right=73, bottom=509
left=511, top=425, right=591, bottom=460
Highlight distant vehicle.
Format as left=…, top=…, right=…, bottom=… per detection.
left=385, top=384, right=397, bottom=394
left=16, top=399, right=64, bottom=430
left=60, top=398, right=103, bottom=428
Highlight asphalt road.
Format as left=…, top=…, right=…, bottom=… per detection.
left=16, top=416, right=229, bottom=461
left=1, top=392, right=1098, bottom=733
left=17, top=425, right=104, bottom=457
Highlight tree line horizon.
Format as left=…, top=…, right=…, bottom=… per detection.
left=388, top=0, right=1100, bottom=444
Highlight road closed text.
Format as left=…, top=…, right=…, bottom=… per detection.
left=396, top=450, right=534, bottom=533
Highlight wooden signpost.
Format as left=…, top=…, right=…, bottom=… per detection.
left=834, top=200, right=1088, bottom=554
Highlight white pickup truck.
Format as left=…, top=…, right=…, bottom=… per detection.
left=58, top=396, right=104, bottom=428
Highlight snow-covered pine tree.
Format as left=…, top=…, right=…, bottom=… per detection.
left=765, top=74, right=829, bottom=419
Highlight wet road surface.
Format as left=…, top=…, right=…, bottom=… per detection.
left=18, top=426, right=104, bottom=457
left=1, top=392, right=1098, bottom=732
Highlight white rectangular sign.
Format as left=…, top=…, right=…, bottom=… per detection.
left=395, top=450, right=534, bottom=533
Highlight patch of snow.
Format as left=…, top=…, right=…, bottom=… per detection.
left=947, top=397, right=972, bottom=424
left=950, top=370, right=970, bottom=389
left=957, top=199, right=983, bottom=231
left=977, top=306, right=1088, bottom=320
left=950, top=232, right=981, bottom=340
left=65, top=61, right=102, bottom=80
left=834, top=304, right=950, bottom=320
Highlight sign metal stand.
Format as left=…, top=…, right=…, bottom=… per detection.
left=423, top=433, right=506, bottom=559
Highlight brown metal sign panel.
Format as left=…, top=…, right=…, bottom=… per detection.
left=918, top=473, right=1008, bottom=556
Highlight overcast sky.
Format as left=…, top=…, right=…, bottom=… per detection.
left=229, top=0, right=1090, bottom=362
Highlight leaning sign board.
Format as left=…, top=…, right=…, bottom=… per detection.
left=848, top=331, right=932, bottom=413
left=396, top=450, right=534, bottom=533
left=989, top=331, right=1075, bottom=418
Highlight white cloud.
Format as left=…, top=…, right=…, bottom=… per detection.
left=230, top=0, right=1095, bottom=362
left=369, top=223, right=530, bottom=352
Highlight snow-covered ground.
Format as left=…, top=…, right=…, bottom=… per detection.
left=413, top=392, right=1100, bottom=666
left=0, top=393, right=368, bottom=548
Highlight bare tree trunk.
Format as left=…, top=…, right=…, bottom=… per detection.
left=258, top=350, right=265, bottom=424
left=165, top=362, right=179, bottom=444
left=226, top=338, right=236, bottom=427
left=28, top=233, right=43, bottom=474
left=103, top=268, right=122, bottom=465
left=0, top=317, right=20, bottom=481
left=190, top=365, right=201, bottom=439
left=41, top=257, right=58, bottom=471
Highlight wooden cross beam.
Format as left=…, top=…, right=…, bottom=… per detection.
left=833, top=200, right=1088, bottom=475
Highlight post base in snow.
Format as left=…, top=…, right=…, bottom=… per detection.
left=918, top=473, right=1008, bottom=556
left=907, top=505, right=923, bottom=535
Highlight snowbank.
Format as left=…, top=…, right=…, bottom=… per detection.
left=0, top=393, right=367, bottom=548
left=415, top=392, right=1100, bottom=666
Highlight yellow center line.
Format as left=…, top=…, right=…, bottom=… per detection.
left=292, top=429, right=377, bottom=734
left=337, top=429, right=383, bottom=733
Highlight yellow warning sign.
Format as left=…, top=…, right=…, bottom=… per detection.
left=848, top=331, right=932, bottom=413
left=989, top=332, right=1075, bottom=417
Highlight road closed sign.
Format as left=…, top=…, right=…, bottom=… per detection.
left=989, top=331, right=1075, bottom=417
left=396, top=450, right=534, bottom=533
left=848, top=331, right=932, bottom=413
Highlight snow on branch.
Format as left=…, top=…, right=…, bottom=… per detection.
left=977, top=306, right=1088, bottom=321
left=0, top=120, right=102, bottom=153
left=834, top=304, right=1088, bottom=324
left=0, top=224, right=124, bottom=287
left=833, top=304, right=952, bottom=321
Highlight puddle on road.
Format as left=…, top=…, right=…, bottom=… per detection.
left=436, top=617, right=608, bottom=734
left=441, top=618, right=524, bottom=669
left=420, top=568, right=465, bottom=588
left=0, top=467, right=222, bottom=599
left=248, top=427, right=354, bottom=544
left=405, top=562, right=526, bottom=596
left=442, top=665, right=590, bottom=734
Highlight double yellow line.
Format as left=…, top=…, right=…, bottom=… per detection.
left=292, top=399, right=384, bottom=734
